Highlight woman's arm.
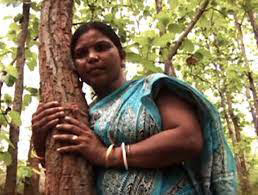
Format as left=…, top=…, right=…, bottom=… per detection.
left=109, top=89, right=203, bottom=168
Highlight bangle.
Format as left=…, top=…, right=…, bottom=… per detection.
left=121, top=142, right=128, bottom=170
left=105, top=144, right=114, bottom=167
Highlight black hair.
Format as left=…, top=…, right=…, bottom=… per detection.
left=70, top=21, right=124, bottom=60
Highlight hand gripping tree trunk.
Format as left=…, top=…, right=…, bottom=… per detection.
left=39, top=0, right=95, bottom=194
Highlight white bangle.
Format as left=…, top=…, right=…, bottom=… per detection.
left=121, top=142, right=128, bottom=170
left=105, top=144, right=114, bottom=167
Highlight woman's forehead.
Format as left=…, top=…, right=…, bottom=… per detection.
left=75, top=29, right=113, bottom=49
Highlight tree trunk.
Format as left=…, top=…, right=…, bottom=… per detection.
left=247, top=8, right=258, bottom=48
left=0, top=78, right=3, bottom=131
left=245, top=83, right=258, bottom=136
left=219, top=91, right=237, bottom=148
left=3, top=1, right=30, bottom=194
left=225, top=92, right=251, bottom=193
left=38, top=0, right=95, bottom=194
left=23, top=140, right=40, bottom=195
left=234, top=14, right=258, bottom=135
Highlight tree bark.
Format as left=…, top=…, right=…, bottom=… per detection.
left=165, top=0, right=209, bottom=76
left=234, top=14, right=258, bottom=136
left=247, top=8, right=258, bottom=48
left=38, top=0, right=95, bottom=194
left=3, top=1, right=30, bottom=194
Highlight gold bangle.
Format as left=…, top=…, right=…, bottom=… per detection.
left=105, top=144, right=114, bottom=167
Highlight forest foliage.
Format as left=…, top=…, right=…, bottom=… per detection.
left=0, top=0, right=257, bottom=194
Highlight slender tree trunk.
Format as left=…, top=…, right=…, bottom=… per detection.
left=219, top=90, right=237, bottom=147
left=247, top=9, right=258, bottom=48
left=245, top=84, right=258, bottom=135
left=39, top=0, right=95, bottom=194
left=234, top=14, right=258, bottom=135
left=0, top=79, right=3, bottom=131
left=165, top=0, right=209, bottom=76
left=24, top=140, right=40, bottom=195
left=154, top=0, right=176, bottom=76
left=3, top=1, right=30, bottom=194
left=226, top=92, right=251, bottom=193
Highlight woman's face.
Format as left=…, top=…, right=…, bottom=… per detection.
left=73, top=29, right=125, bottom=91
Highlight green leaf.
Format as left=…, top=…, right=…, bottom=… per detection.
left=153, top=33, right=174, bottom=47
left=4, top=75, right=17, bottom=87
left=13, top=13, right=22, bottom=23
left=0, top=132, right=14, bottom=148
left=27, top=52, right=37, bottom=71
left=0, top=152, right=12, bottom=166
left=75, top=0, right=81, bottom=5
left=25, top=87, right=38, bottom=96
left=198, top=16, right=209, bottom=27
left=22, top=94, right=32, bottom=109
left=9, top=110, right=21, bottom=126
left=4, top=94, right=12, bottom=104
left=0, top=114, right=8, bottom=127
left=193, top=51, right=204, bottom=60
left=182, top=39, right=194, bottom=52
left=6, top=65, right=18, bottom=78
left=168, top=23, right=184, bottom=33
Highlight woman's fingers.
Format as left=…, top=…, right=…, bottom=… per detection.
left=64, top=116, right=90, bottom=131
left=56, top=123, right=85, bottom=135
left=37, top=101, right=60, bottom=113
left=53, top=134, right=83, bottom=144
left=56, top=145, right=83, bottom=154
left=32, top=107, right=64, bottom=123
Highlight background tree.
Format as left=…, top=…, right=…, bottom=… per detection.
left=3, top=0, right=30, bottom=194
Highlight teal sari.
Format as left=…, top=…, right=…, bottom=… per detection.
left=89, top=73, right=237, bottom=194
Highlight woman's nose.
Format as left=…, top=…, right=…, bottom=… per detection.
left=87, top=50, right=99, bottom=64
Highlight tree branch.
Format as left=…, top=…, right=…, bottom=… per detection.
left=165, top=0, right=210, bottom=76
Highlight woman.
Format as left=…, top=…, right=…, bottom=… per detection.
left=32, top=22, right=237, bottom=194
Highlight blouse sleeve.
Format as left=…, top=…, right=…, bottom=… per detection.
left=139, top=73, right=237, bottom=194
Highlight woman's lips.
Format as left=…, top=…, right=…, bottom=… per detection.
left=89, top=68, right=104, bottom=75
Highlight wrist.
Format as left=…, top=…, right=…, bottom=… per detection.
left=107, top=147, right=123, bottom=168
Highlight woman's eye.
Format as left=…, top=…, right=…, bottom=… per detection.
left=95, top=42, right=112, bottom=52
left=75, top=48, right=88, bottom=59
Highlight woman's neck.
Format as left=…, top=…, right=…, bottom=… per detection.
left=93, top=74, right=127, bottom=99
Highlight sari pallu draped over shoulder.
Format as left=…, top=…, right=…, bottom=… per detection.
left=89, top=73, right=237, bottom=195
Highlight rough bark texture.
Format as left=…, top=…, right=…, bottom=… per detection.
left=3, top=1, right=30, bottom=194
left=234, top=14, right=258, bottom=136
left=247, top=9, right=258, bottom=48
left=24, top=140, right=40, bottom=195
left=165, top=0, right=209, bottom=76
left=39, top=0, right=95, bottom=194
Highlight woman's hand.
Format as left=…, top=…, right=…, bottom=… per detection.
left=31, top=101, right=65, bottom=157
left=53, top=116, right=107, bottom=166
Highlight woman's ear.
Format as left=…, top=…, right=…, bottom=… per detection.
left=120, top=51, right=126, bottom=68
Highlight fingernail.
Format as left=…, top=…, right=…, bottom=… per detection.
left=56, top=148, right=60, bottom=151
left=64, top=116, right=71, bottom=120
left=56, top=124, right=61, bottom=128
left=53, top=135, right=57, bottom=138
